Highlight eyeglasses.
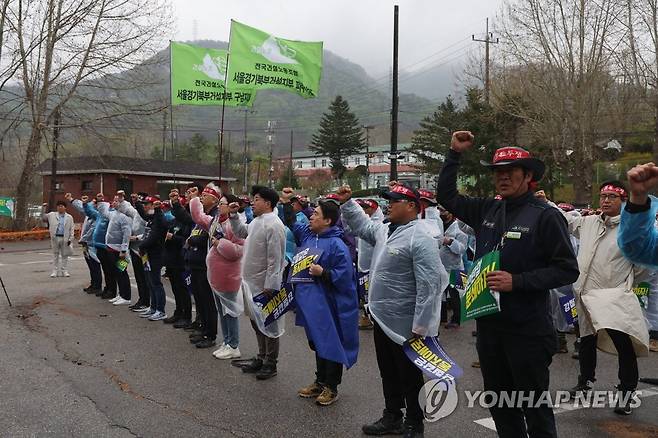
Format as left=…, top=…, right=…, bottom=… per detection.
left=599, top=194, right=620, bottom=200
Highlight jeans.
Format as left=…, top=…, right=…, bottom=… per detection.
left=373, top=321, right=425, bottom=426
left=215, top=292, right=239, bottom=348
left=108, top=250, right=131, bottom=300
left=579, top=329, right=638, bottom=391
left=476, top=328, right=557, bottom=438
left=145, top=256, right=166, bottom=312
left=83, top=248, right=102, bottom=289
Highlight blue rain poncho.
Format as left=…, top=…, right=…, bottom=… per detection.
left=291, top=222, right=359, bottom=367
left=618, top=195, right=658, bottom=266
left=340, top=199, right=448, bottom=344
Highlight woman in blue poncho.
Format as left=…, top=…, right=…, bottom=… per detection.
left=281, top=189, right=359, bottom=406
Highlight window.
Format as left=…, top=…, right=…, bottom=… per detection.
left=321, top=159, right=327, bottom=167
left=355, top=157, right=361, bottom=165
left=343, top=157, right=349, bottom=165
left=116, top=178, right=133, bottom=195
left=54, top=181, right=64, bottom=191
left=297, top=161, right=303, bottom=169
left=311, top=159, right=316, bottom=168
left=81, top=180, right=93, bottom=191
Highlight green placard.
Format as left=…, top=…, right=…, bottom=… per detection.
left=0, top=197, right=15, bottom=218
left=633, top=281, right=651, bottom=309
left=460, top=251, right=501, bottom=321
left=227, top=20, right=323, bottom=98
left=170, top=41, right=255, bottom=107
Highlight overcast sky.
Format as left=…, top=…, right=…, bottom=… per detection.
left=171, top=0, right=504, bottom=78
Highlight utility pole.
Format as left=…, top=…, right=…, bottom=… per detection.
left=363, top=125, right=374, bottom=189
left=472, top=17, right=499, bottom=104
left=266, top=120, right=276, bottom=188
left=162, top=110, right=167, bottom=160
left=48, top=109, right=61, bottom=211
left=289, top=130, right=294, bottom=187
left=390, top=4, right=399, bottom=181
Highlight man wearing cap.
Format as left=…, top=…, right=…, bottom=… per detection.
left=417, top=188, right=444, bottom=235
left=438, top=206, right=468, bottom=329
left=355, top=198, right=384, bottom=330
left=561, top=181, right=649, bottom=415
left=336, top=183, right=447, bottom=438
left=437, top=132, right=579, bottom=438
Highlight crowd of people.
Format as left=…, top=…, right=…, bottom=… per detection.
left=40, top=130, right=658, bottom=438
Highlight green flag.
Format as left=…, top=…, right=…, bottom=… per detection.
left=227, top=20, right=323, bottom=98
left=460, top=251, right=502, bottom=321
left=170, top=41, right=255, bottom=107
left=0, top=197, right=15, bottom=218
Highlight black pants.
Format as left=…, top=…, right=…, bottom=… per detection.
left=190, top=269, right=216, bottom=339
left=446, top=285, right=461, bottom=325
left=476, top=328, right=557, bottom=438
left=108, top=250, right=131, bottom=300
left=97, top=247, right=116, bottom=294
left=130, top=249, right=149, bottom=306
left=309, top=340, right=343, bottom=392
left=373, top=321, right=425, bottom=426
left=579, top=329, right=638, bottom=391
left=167, top=266, right=192, bottom=319
left=83, top=248, right=102, bottom=289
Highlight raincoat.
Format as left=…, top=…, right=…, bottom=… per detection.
left=290, top=221, right=359, bottom=367
left=97, top=202, right=131, bottom=253
left=190, top=197, right=245, bottom=317
left=566, top=212, right=649, bottom=357
left=440, top=220, right=468, bottom=271
left=230, top=211, right=287, bottom=338
left=356, top=207, right=384, bottom=272
left=72, top=200, right=95, bottom=244
left=340, top=199, right=448, bottom=345
left=116, top=200, right=146, bottom=255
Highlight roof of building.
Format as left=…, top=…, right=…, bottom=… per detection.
left=282, top=143, right=413, bottom=160
left=293, top=163, right=421, bottom=178
left=38, top=156, right=237, bottom=181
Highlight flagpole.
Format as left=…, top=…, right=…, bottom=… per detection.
left=218, top=52, right=229, bottom=184
left=169, top=41, right=176, bottom=183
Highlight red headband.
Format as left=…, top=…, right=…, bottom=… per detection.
left=600, top=185, right=627, bottom=199
left=493, top=147, right=531, bottom=163
left=418, top=189, right=436, bottom=201
left=390, top=184, right=419, bottom=201
left=358, top=199, right=379, bottom=210
left=202, top=187, right=221, bottom=200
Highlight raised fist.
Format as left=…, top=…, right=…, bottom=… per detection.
left=627, top=162, right=658, bottom=204
left=335, top=185, right=352, bottom=204
left=81, top=195, right=89, bottom=203
left=64, top=192, right=73, bottom=201
left=228, top=201, right=240, bottom=214
left=450, top=131, right=474, bottom=153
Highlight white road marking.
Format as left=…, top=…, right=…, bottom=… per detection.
left=473, top=386, right=658, bottom=431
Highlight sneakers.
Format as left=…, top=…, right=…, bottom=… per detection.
left=183, top=321, right=203, bottom=332
left=189, top=334, right=206, bottom=344
left=298, top=382, right=324, bottom=398
left=62, top=271, right=70, bottom=277
left=471, top=361, right=480, bottom=368
left=255, top=362, right=277, bottom=380
left=173, top=318, right=192, bottom=329
left=315, top=387, right=339, bottom=406
left=613, top=390, right=634, bottom=415
left=214, top=345, right=241, bottom=359
left=50, top=271, right=58, bottom=278
left=139, top=308, right=156, bottom=318
left=362, top=410, right=404, bottom=436
left=569, top=376, right=594, bottom=398
left=131, top=304, right=149, bottom=312
left=113, top=297, right=131, bottom=306
left=109, top=295, right=120, bottom=303
left=195, top=337, right=217, bottom=349
left=162, top=314, right=180, bottom=324
left=148, top=311, right=167, bottom=321
left=86, top=287, right=101, bottom=295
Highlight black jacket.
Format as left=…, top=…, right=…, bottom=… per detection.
left=139, top=207, right=168, bottom=260
left=172, top=202, right=217, bottom=270
left=163, top=213, right=192, bottom=268
left=437, top=149, right=579, bottom=335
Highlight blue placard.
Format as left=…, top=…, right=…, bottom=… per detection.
left=559, top=293, right=578, bottom=325
left=253, top=282, right=295, bottom=327
left=183, top=270, right=193, bottom=296
left=403, top=336, right=463, bottom=382
left=288, top=247, right=324, bottom=284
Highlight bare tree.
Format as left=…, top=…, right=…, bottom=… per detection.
left=1, top=0, right=172, bottom=229
left=495, top=0, right=627, bottom=204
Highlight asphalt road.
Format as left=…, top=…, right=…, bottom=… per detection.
left=1, top=241, right=657, bottom=438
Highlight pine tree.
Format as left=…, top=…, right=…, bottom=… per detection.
left=276, top=163, right=300, bottom=191
left=310, top=95, right=364, bottom=181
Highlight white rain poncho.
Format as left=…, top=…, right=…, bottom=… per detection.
left=440, top=220, right=468, bottom=271
left=356, top=207, right=384, bottom=272
left=341, top=199, right=448, bottom=345
left=97, top=202, right=132, bottom=252
left=116, top=200, right=146, bottom=254
left=230, top=211, right=287, bottom=338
